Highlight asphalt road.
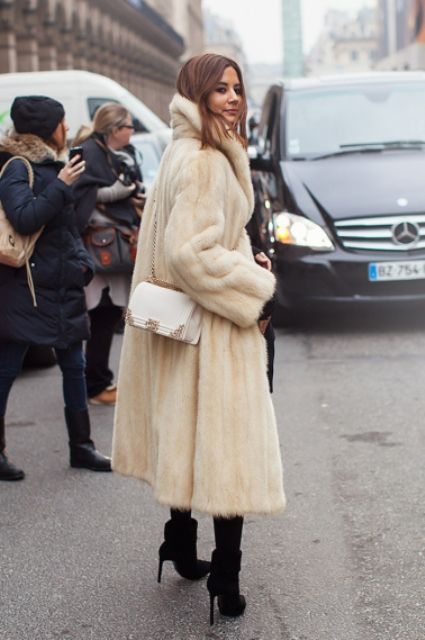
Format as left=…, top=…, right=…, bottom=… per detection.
left=1, top=306, right=424, bottom=640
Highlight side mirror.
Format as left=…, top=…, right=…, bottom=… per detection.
left=249, top=153, right=273, bottom=172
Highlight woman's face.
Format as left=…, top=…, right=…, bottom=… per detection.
left=207, top=66, right=243, bottom=128
left=108, top=116, right=135, bottom=149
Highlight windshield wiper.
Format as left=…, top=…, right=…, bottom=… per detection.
left=340, top=140, right=425, bottom=149
left=312, top=147, right=384, bottom=160
left=312, top=139, right=425, bottom=160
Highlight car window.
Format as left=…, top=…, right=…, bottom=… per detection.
left=285, top=83, right=425, bottom=158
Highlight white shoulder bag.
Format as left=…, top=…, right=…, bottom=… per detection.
left=125, top=191, right=202, bottom=345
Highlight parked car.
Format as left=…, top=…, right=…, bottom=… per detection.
left=249, top=71, right=425, bottom=323
left=131, top=130, right=169, bottom=192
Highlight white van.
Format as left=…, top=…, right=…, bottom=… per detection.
left=0, top=69, right=169, bottom=144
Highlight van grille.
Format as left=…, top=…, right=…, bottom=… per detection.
left=334, top=214, right=425, bottom=252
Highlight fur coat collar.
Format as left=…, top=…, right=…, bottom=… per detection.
left=0, top=131, right=67, bottom=164
left=169, top=94, right=254, bottom=213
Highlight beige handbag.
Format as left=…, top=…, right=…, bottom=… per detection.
left=0, top=156, right=43, bottom=306
left=125, top=192, right=202, bottom=345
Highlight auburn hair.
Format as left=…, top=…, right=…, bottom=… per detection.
left=176, top=53, right=248, bottom=149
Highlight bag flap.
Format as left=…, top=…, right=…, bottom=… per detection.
left=88, top=227, right=116, bottom=247
left=129, top=281, right=197, bottom=329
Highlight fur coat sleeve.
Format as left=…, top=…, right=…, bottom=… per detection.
left=164, top=150, right=275, bottom=328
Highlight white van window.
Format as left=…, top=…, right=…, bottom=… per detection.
left=87, top=97, right=149, bottom=133
left=87, top=97, right=119, bottom=120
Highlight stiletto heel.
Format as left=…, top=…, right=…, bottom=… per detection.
left=209, top=593, right=215, bottom=625
left=157, top=518, right=210, bottom=582
left=157, top=558, right=164, bottom=583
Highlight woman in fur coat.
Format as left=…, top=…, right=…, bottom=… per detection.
left=112, top=54, right=286, bottom=624
left=0, top=96, right=111, bottom=480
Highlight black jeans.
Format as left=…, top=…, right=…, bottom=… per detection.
left=85, top=288, right=122, bottom=398
left=0, top=341, right=87, bottom=417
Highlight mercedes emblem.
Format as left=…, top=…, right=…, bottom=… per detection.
left=392, top=221, right=420, bottom=246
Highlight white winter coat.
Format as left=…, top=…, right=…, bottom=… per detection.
left=112, top=94, right=286, bottom=517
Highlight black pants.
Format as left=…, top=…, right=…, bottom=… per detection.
left=85, top=289, right=122, bottom=398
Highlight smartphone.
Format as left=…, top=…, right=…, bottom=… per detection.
left=69, top=146, right=83, bottom=162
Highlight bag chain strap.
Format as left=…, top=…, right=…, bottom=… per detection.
left=148, top=188, right=182, bottom=292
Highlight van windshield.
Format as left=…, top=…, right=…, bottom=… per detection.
left=285, top=83, right=425, bottom=159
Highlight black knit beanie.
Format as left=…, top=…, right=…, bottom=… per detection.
left=11, top=95, right=65, bottom=140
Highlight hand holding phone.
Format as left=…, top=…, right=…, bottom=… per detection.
left=59, top=149, right=86, bottom=186
left=69, top=146, right=84, bottom=162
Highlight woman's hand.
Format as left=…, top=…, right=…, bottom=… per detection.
left=130, top=191, right=146, bottom=209
left=258, top=317, right=271, bottom=334
left=58, top=155, right=86, bottom=186
left=255, top=251, right=272, bottom=271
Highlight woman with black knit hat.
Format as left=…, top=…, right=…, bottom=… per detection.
left=0, top=95, right=112, bottom=480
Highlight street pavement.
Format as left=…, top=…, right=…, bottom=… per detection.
left=1, top=305, right=424, bottom=640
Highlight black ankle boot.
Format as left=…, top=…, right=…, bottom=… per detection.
left=0, top=452, right=25, bottom=481
left=0, top=417, right=24, bottom=481
left=158, top=517, right=211, bottom=582
left=64, top=408, right=111, bottom=472
left=207, top=549, right=246, bottom=625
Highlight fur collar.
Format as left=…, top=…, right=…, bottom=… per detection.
left=0, top=131, right=67, bottom=163
left=169, top=94, right=254, bottom=211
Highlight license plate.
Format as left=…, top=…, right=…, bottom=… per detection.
left=368, top=260, right=425, bottom=281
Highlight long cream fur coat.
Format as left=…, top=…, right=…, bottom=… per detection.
left=112, top=95, right=286, bottom=517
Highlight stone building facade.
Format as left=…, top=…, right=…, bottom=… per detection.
left=306, top=7, right=378, bottom=76
left=375, top=0, right=425, bottom=70
left=144, top=0, right=203, bottom=60
left=0, top=0, right=203, bottom=121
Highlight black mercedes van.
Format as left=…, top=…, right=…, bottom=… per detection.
left=249, top=72, right=425, bottom=321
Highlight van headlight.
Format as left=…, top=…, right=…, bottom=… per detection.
left=273, top=212, right=334, bottom=251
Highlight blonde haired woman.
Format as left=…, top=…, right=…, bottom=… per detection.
left=73, top=103, right=144, bottom=406
left=112, top=54, right=285, bottom=624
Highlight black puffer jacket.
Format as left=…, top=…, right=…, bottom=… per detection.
left=0, top=132, right=93, bottom=348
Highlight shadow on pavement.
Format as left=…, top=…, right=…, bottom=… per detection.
left=279, top=302, right=425, bottom=335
